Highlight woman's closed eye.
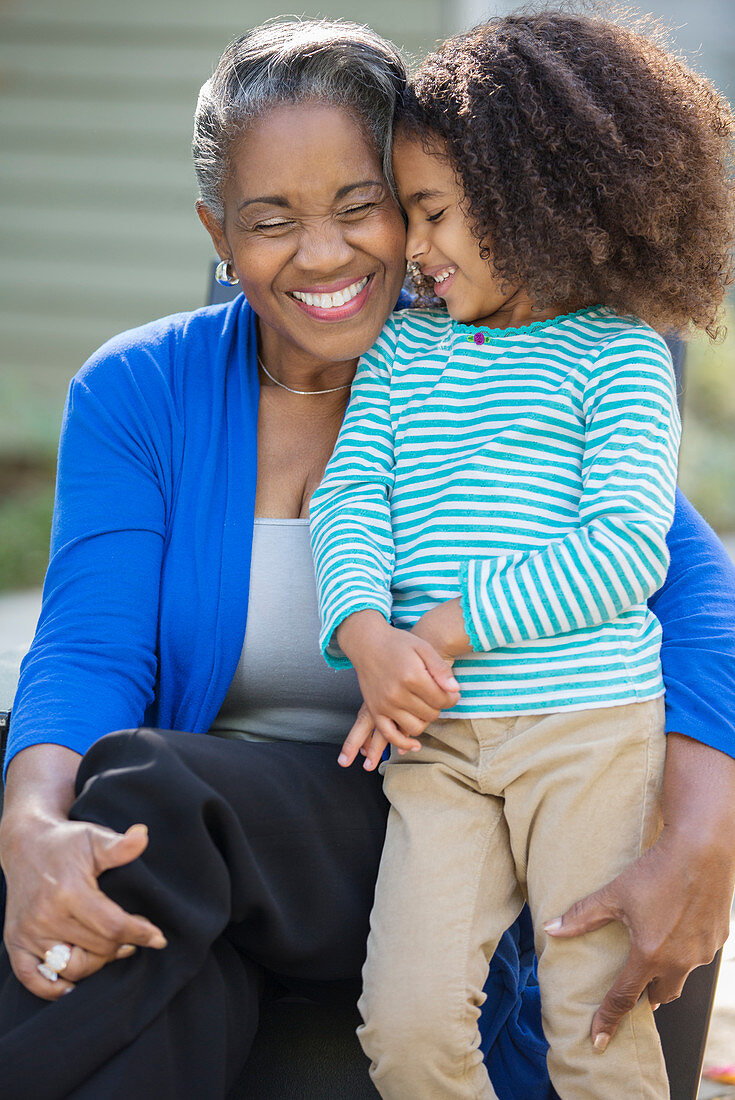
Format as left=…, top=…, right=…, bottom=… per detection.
left=339, top=202, right=378, bottom=218
left=426, top=208, right=446, bottom=223
left=251, top=218, right=295, bottom=233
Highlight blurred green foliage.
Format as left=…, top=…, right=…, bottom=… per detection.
left=678, top=307, right=735, bottom=534
left=0, top=457, right=55, bottom=592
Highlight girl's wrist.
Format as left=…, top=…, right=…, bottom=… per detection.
left=413, top=599, right=472, bottom=659
left=336, top=609, right=392, bottom=664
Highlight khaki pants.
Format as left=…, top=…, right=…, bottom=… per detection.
left=358, top=700, right=669, bottom=1100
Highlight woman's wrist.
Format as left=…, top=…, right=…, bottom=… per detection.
left=0, top=745, right=82, bottom=846
left=661, top=732, right=735, bottom=866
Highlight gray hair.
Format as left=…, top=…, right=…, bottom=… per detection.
left=193, top=19, right=408, bottom=223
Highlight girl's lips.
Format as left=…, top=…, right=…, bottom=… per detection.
left=288, top=274, right=374, bottom=322
left=431, top=268, right=457, bottom=297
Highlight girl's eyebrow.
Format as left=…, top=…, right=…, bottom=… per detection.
left=406, top=188, right=446, bottom=204
left=237, top=180, right=384, bottom=212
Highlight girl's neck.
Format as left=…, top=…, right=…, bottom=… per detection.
left=471, top=290, right=586, bottom=331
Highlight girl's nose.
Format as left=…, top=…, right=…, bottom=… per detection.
left=405, top=223, right=428, bottom=264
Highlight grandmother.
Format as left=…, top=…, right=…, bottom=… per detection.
left=0, top=19, right=734, bottom=1100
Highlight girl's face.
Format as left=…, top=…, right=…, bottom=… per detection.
left=392, top=130, right=520, bottom=327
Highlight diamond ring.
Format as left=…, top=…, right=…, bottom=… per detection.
left=37, top=942, right=72, bottom=982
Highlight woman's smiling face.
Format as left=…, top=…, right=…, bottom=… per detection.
left=200, top=102, right=407, bottom=366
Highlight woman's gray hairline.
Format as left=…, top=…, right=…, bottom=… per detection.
left=193, top=20, right=406, bottom=224
left=200, top=99, right=398, bottom=225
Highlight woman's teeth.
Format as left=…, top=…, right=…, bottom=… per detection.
left=292, top=276, right=369, bottom=309
left=433, top=267, right=456, bottom=285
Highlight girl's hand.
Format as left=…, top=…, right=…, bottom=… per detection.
left=0, top=814, right=167, bottom=1001
left=338, top=703, right=389, bottom=771
left=411, top=598, right=473, bottom=663
left=336, top=611, right=460, bottom=767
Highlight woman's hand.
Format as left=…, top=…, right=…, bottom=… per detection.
left=336, top=610, right=460, bottom=768
left=0, top=745, right=167, bottom=1000
left=543, top=733, right=735, bottom=1050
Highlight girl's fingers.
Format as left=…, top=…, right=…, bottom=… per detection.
left=406, top=662, right=459, bottom=711
left=339, top=705, right=375, bottom=767
left=362, top=730, right=389, bottom=771
left=374, top=715, right=421, bottom=753
left=419, top=645, right=460, bottom=695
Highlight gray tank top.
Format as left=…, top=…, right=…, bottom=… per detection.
left=209, top=519, right=363, bottom=744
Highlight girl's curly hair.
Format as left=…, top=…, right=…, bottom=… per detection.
left=398, top=8, right=735, bottom=337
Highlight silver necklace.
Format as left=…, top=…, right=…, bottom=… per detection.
left=257, top=354, right=352, bottom=395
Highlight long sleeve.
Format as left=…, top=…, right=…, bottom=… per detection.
left=460, top=333, right=680, bottom=651
left=653, top=490, right=735, bottom=758
left=5, top=349, right=170, bottom=772
left=309, top=319, right=400, bottom=669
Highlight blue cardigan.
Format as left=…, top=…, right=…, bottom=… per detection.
left=8, top=294, right=735, bottom=1100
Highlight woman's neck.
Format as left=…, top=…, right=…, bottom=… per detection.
left=257, top=321, right=358, bottom=396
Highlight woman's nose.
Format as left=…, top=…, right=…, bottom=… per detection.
left=293, top=218, right=354, bottom=271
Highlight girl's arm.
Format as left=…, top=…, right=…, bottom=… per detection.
left=310, top=316, right=459, bottom=757
left=546, top=492, right=735, bottom=1048
left=457, top=331, right=679, bottom=653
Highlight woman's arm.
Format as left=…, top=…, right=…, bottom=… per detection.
left=2, top=346, right=173, bottom=996
left=0, top=745, right=165, bottom=1000
left=546, top=491, right=735, bottom=1048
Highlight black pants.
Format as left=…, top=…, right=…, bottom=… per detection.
left=0, top=729, right=389, bottom=1100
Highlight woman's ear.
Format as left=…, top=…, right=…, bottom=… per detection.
left=196, top=201, right=229, bottom=262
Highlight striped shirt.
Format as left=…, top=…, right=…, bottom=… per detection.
left=310, top=306, right=680, bottom=716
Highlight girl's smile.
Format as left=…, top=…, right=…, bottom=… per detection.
left=392, top=130, right=566, bottom=331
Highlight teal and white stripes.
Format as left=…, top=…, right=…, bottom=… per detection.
left=310, top=306, right=680, bottom=716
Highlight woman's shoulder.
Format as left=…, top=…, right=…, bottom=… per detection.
left=73, top=296, right=253, bottom=395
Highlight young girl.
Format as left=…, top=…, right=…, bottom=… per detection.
left=310, top=10, right=735, bottom=1099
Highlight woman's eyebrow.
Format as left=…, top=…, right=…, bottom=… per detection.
left=334, top=180, right=384, bottom=199
left=237, top=195, right=289, bottom=211
left=237, top=180, right=383, bottom=213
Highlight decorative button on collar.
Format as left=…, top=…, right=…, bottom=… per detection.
left=466, top=332, right=488, bottom=345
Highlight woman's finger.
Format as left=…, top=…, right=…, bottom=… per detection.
left=9, top=945, right=76, bottom=1002
left=36, top=941, right=137, bottom=984
left=646, top=969, right=690, bottom=1008
left=589, top=949, right=650, bottom=1050
left=64, top=888, right=167, bottom=951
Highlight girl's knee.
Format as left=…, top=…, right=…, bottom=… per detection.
left=358, top=980, right=477, bottom=1081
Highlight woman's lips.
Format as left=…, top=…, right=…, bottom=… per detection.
left=288, top=274, right=374, bottom=322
